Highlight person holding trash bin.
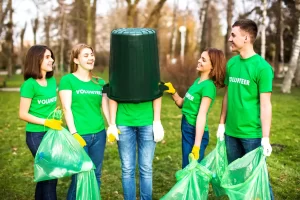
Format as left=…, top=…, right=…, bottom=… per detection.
left=19, top=45, right=61, bottom=200
left=164, top=48, right=226, bottom=169
left=106, top=28, right=165, bottom=200
left=59, top=43, right=110, bottom=200
left=216, top=19, right=274, bottom=199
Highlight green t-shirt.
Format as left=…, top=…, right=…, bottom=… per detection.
left=182, top=78, right=216, bottom=130
left=59, top=74, right=106, bottom=135
left=116, top=101, right=153, bottom=126
left=225, top=54, right=273, bottom=138
left=20, top=77, right=57, bottom=132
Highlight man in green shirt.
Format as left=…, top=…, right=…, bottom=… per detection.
left=217, top=19, right=274, bottom=200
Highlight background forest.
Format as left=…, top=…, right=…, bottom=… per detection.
left=0, top=0, right=299, bottom=200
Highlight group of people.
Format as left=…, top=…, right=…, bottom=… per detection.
left=19, top=19, right=274, bottom=200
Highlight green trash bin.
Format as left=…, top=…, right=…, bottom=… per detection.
left=108, top=28, right=163, bottom=102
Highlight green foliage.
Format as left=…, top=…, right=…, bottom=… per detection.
left=0, top=86, right=299, bottom=199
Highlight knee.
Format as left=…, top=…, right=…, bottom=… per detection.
left=139, top=164, right=153, bottom=178
left=122, top=164, right=135, bottom=178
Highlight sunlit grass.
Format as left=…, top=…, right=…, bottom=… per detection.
left=0, top=84, right=299, bottom=199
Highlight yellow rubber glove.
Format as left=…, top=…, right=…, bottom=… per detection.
left=164, top=82, right=176, bottom=94
left=107, top=130, right=121, bottom=143
left=107, top=125, right=121, bottom=143
left=191, top=145, right=200, bottom=160
left=44, top=119, right=63, bottom=130
left=73, top=133, right=87, bottom=147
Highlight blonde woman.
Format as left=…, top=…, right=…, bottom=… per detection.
left=59, top=44, right=109, bottom=200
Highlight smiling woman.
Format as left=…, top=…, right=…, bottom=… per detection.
left=59, top=43, right=110, bottom=200
left=164, top=48, right=226, bottom=169
left=18, top=45, right=61, bottom=200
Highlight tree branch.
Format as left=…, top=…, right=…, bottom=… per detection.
left=144, top=0, right=167, bottom=28
left=238, top=6, right=260, bottom=19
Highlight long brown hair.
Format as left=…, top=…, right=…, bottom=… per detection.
left=70, top=43, right=102, bottom=84
left=206, top=48, right=226, bottom=88
left=24, top=45, right=55, bottom=80
left=69, top=43, right=94, bottom=73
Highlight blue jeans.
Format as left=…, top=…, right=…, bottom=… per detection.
left=26, top=131, right=58, bottom=200
left=117, top=125, right=156, bottom=200
left=67, top=129, right=106, bottom=200
left=181, top=115, right=209, bottom=169
left=225, top=134, right=275, bottom=200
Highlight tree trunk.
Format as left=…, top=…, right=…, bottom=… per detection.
left=7, top=0, right=13, bottom=77
left=225, top=0, right=234, bottom=59
left=59, top=3, right=66, bottom=74
left=0, top=0, right=3, bottom=18
left=126, top=0, right=140, bottom=27
left=32, top=17, right=39, bottom=45
left=281, top=0, right=300, bottom=93
left=169, top=0, right=178, bottom=60
left=295, top=55, right=300, bottom=86
left=143, top=0, right=167, bottom=28
left=280, top=27, right=284, bottom=70
left=205, top=11, right=212, bottom=48
left=261, top=0, right=267, bottom=59
left=20, top=23, right=27, bottom=72
left=197, top=0, right=209, bottom=53
left=91, top=0, right=97, bottom=48
left=71, top=0, right=87, bottom=43
left=274, top=0, right=282, bottom=78
left=44, top=16, right=51, bottom=47
left=85, top=0, right=97, bottom=47
left=86, top=1, right=92, bottom=45
left=0, top=1, right=2, bottom=20
left=0, top=0, right=10, bottom=36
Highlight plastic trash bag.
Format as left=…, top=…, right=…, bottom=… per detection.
left=34, top=127, right=94, bottom=182
left=76, top=171, right=101, bottom=200
left=160, top=158, right=212, bottom=200
left=200, top=138, right=228, bottom=197
left=221, top=147, right=271, bottom=200
left=33, top=109, right=101, bottom=200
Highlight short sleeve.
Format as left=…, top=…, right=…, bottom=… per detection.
left=258, top=67, right=273, bottom=93
left=20, top=79, right=34, bottom=98
left=202, top=82, right=216, bottom=100
left=59, top=75, right=72, bottom=91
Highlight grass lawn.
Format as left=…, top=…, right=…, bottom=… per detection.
left=0, top=82, right=299, bottom=199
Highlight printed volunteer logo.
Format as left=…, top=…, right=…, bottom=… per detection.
left=76, top=90, right=102, bottom=95
left=185, top=92, right=194, bottom=101
left=229, top=77, right=250, bottom=85
left=38, top=97, right=57, bottom=104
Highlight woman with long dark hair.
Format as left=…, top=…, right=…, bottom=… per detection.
left=19, top=45, right=61, bottom=200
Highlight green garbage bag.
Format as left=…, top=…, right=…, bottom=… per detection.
left=33, top=110, right=101, bottom=200
left=200, top=138, right=228, bottom=197
left=221, top=147, right=271, bottom=200
left=161, top=158, right=212, bottom=200
left=34, top=127, right=94, bottom=181
left=77, top=171, right=101, bottom=200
